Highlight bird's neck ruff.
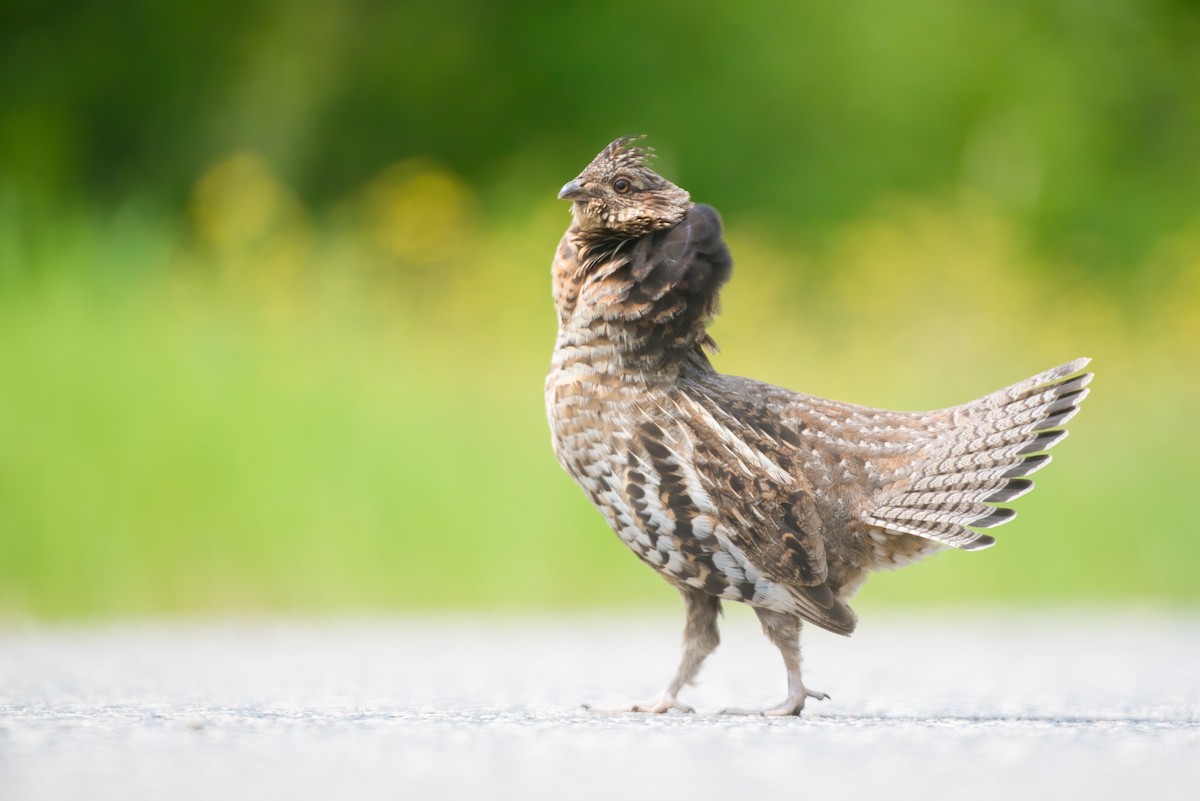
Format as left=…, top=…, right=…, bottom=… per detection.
left=571, top=228, right=640, bottom=279
left=554, top=205, right=733, bottom=374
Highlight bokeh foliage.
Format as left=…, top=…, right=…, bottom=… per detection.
left=5, top=0, right=1200, bottom=266
left=1, top=1, right=1197, bottom=616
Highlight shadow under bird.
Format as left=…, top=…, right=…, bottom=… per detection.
left=545, top=136, right=1092, bottom=716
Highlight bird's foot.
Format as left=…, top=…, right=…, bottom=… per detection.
left=719, top=688, right=829, bottom=717
left=584, top=693, right=694, bottom=715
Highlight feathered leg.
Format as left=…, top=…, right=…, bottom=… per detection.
left=722, top=608, right=828, bottom=716
left=589, top=588, right=721, bottom=714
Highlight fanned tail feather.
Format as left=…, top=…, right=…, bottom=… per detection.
left=863, top=358, right=1092, bottom=550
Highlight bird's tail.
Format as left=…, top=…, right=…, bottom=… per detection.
left=862, top=358, right=1093, bottom=550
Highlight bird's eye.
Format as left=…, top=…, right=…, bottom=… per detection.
left=613, top=178, right=631, bottom=194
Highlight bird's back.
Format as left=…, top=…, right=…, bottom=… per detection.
left=678, top=361, right=1090, bottom=594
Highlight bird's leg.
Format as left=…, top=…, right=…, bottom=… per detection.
left=720, top=608, right=828, bottom=717
left=588, top=588, right=721, bottom=714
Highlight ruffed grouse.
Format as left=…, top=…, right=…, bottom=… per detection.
left=545, top=136, right=1091, bottom=716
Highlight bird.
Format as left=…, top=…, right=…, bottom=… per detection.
left=545, top=135, right=1092, bottom=716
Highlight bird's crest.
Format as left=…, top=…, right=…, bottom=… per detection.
left=596, top=135, right=654, bottom=172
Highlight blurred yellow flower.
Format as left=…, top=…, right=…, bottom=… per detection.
left=360, top=159, right=475, bottom=266
left=191, top=152, right=302, bottom=250
left=186, top=152, right=312, bottom=318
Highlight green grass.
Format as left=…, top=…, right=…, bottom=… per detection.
left=1, top=194, right=1196, bottom=618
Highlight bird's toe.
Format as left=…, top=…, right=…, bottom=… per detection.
left=584, top=694, right=694, bottom=715
left=720, top=688, right=828, bottom=717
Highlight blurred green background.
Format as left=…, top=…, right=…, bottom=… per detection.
left=1, top=0, right=1197, bottom=618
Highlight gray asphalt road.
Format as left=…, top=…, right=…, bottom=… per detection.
left=1, top=609, right=1197, bottom=800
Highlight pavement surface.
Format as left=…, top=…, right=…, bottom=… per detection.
left=1, top=609, right=1198, bottom=800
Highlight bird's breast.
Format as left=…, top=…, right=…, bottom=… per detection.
left=547, top=353, right=637, bottom=470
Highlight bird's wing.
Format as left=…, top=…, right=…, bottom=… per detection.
left=649, top=386, right=857, bottom=635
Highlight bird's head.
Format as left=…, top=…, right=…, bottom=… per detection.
left=558, top=135, right=693, bottom=236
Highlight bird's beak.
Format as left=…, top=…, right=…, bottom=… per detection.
left=558, top=178, right=591, bottom=201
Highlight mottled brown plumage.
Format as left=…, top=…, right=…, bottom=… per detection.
left=546, top=136, right=1092, bottom=716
